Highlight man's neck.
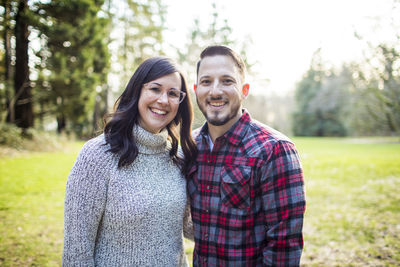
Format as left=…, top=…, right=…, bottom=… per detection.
left=207, top=111, right=243, bottom=143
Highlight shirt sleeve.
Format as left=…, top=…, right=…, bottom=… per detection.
left=62, top=141, right=109, bottom=267
left=260, top=140, right=306, bottom=267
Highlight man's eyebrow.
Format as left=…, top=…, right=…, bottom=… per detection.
left=221, top=75, right=235, bottom=79
left=200, top=74, right=235, bottom=78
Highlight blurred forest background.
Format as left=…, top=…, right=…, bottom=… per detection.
left=0, top=0, right=399, bottom=144
left=0, top=1, right=399, bottom=266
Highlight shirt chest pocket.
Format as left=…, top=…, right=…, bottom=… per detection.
left=220, top=165, right=251, bottom=209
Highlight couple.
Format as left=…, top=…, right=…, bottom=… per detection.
left=62, top=45, right=306, bottom=267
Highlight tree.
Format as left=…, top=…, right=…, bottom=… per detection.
left=353, top=44, right=400, bottom=135
left=243, top=91, right=294, bottom=135
left=0, top=0, right=33, bottom=128
left=34, top=0, right=111, bottom=135
left=1, top=0, right=168, bottom=137
left=0, top=0, right=13, bottom=123
left=111, top=0, right=166, bottom=87
left=13, top=0, right=32, bottom=129
left=91, top=0, right=112, bottom=133
left=345, top=0, right=400, bottom=136
left=176, top=2, right=235, bottom=84
left=292, top=50, right=350, bottom=136
left=174, top=2, right=255, bottom=129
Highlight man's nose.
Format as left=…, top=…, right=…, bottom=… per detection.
left=209, top=80, right=223, bottom=95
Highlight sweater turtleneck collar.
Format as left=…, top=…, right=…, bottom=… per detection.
left=133, top=124, right=170, bottom=155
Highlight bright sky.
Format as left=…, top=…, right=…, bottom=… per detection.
left=164, top=0, right=398, bottom=96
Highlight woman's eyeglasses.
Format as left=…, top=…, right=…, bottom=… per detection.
left=142, top=83, right=186, bottom=104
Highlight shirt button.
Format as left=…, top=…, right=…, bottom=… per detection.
left=206, top=185, right=210, bottom=190
left=205, top=209, right=209, bottom=213
left=204, top=234, right=208, bottom=238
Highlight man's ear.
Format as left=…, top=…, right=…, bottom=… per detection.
left=242, top=83, right=250, bottom=98
left=194, top=84, right=197, bottom=94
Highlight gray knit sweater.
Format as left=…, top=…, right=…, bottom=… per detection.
left=63, top=125, right=192, bottom=266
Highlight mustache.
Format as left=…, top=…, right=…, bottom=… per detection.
left=207, top=96, right=225, bottom=101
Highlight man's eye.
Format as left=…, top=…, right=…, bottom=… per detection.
left=223, top=79, right=234, bottom=84
left=200, top=80, right=210, bottom=85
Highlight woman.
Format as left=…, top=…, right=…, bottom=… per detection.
left=62, top=57, right=197, bottom=266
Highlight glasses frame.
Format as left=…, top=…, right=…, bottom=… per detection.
left=142, top=83, right=186, bottom=104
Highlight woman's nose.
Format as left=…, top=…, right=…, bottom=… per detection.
left=157, top=91, right=169, bottom=104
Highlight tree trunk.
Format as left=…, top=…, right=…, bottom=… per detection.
left=14, top=0, right=33, bottom=129
left=92, top=94, right=101, bottom=133
left=57, top=114, right=66, bottom=134
left=2, top=0, right=13, bottom=123
left=92, top=87, right=109, bottom=134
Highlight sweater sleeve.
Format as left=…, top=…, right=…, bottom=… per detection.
left=183, top=196, right=194, bottom=241
left=62, top=139, right=110, bottom=267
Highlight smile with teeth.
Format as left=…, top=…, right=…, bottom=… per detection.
left=209, top=101, right=225, bottom=107
left=150, top=107, right=167, bottom=115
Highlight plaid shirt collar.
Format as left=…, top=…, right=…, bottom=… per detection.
left=198, top=109, right=251, bottom=147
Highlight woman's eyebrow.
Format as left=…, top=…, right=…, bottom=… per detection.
left=148, top=82, right=162, bottom=86
left=148, top=82, right=179, bottom=91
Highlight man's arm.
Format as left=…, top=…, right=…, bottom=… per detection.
left=260, top=140, right=306, bottom=267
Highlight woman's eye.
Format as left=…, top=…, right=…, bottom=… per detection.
left=150, top=87, right=160, bottom=92
left=168, top=90, right=180, bottom=98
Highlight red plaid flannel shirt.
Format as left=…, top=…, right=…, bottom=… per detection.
left=188, top=110, right=306, bottom=267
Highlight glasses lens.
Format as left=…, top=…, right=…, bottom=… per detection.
left=144, top=84, right=185, bottom=103
left=168, top=89, right=185, bottom=103
left=168, top=89, right=180, bottom=99
left=145, top=85, right=161, bottom=98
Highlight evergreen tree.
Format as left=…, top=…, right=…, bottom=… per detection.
left=13, top=0, right=32, bottom=129
left=292, top=50, right=350, bottom=136
left=34, top=0, right=111, bottom=135
left=0, top=0, right=33, bottom=128
left=0, top=0, right=13, bottom=123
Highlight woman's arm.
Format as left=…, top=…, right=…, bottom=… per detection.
left=183, top=196, right=194, bottom=241
left=62, top=140, right=110, bottom=266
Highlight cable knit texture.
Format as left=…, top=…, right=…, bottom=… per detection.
left=63, top=125, right=192, bottom=266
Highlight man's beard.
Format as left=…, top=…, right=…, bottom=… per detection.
left=207, top=111, right=232, bottom=126
left=197, top=97, right=241, bottom=126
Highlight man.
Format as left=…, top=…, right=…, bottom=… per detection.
left=188, top=45, right=306, bottom=267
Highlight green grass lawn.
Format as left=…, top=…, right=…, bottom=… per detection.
left=0, top=137, right=399, bottom=266
left=296, top=137, right=400, bottom=266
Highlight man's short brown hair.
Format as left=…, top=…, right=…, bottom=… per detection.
left=196, top=45, right=246, bottom=82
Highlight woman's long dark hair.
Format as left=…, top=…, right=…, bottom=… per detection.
left=103, top=57, right=197, bottom=175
